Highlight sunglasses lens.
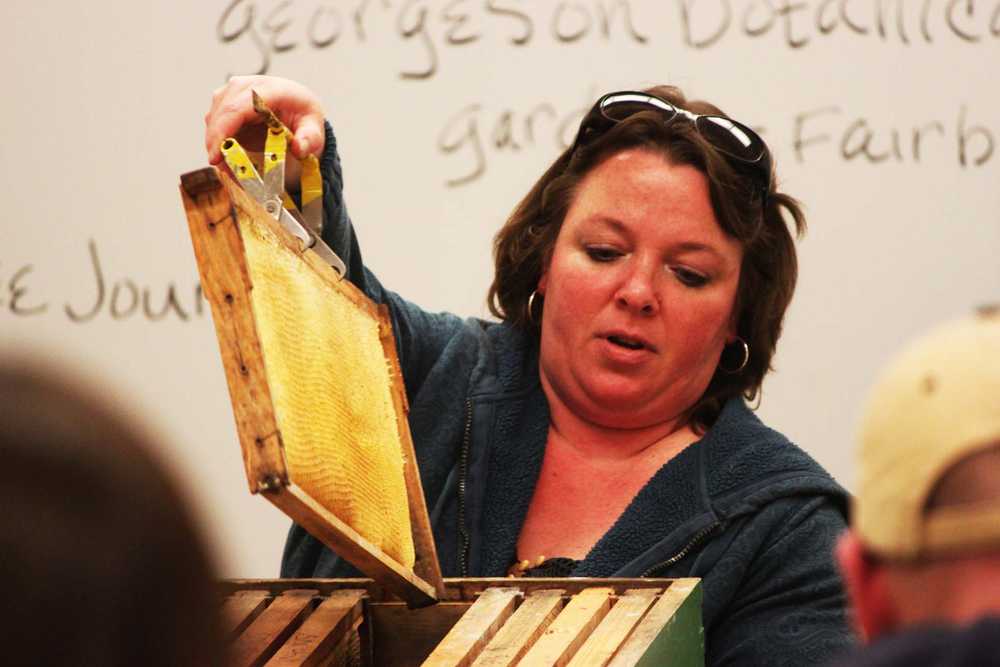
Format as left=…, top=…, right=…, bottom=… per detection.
left=579, top=93, right=773, bottom=190
left=599, top=93, right=676, bottom=123
left=696, top=116, right=766, bottom=163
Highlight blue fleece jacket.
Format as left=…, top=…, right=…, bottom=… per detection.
left=281, top=123, right=856, bottom=665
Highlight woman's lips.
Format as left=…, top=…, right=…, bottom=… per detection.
left=601, top=330, right=656, bottom=352
left=607, top=334, right=646, bottom=350
left=598, top=332, right=657, bottom=363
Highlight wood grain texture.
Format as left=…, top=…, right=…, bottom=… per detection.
left=181, top=168, right=288, bottom=494
left=230, top=589, right=317, bottom=667
left=267, top=589, right=366, bottom=666
left=218, top=578, right=674, bottom=603
left=607, top=579, right=703, bottom=667
left=568, top=589, right=660, bottom=667
left=216, top=579, right=703, bottom=666
left=268, top=484, right=438, bottom=607
left=221, top=590, right=272, bottom=639
left=517, top=587, right=614, bottom=667
left=471, top=589, right=565, bottom=667
left=324, top=618, right=364, bottom=666
left=422, top=588, right=522, bottom=667
left=446, top=579, right=667, bottom=602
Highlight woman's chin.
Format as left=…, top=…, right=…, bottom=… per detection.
left=542, top=368, right=694, bottom=430
left=578, top=388, right=674, bottom=428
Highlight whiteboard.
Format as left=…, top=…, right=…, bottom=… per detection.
left=3, top=0, right=997, bottom=577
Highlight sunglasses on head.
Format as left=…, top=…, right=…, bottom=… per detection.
left=572, top=91, right=773, bottom=195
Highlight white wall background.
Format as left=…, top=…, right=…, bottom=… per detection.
left=2, top=0, right=998, bottom=577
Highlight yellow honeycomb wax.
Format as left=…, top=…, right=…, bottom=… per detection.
left=239, top=217, right=414, bottom=567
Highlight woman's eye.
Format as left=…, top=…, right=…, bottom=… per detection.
left=585, top=246, right=621, bottom=262
left=673, top=267, right=709, bottom=287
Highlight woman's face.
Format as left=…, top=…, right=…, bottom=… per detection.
left=537, top=148, right=743, bottom=430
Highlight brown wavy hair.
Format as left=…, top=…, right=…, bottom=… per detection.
left=487, top=85, right=805, bottom=431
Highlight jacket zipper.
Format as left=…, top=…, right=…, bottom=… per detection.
left=640, top=521, right=723, bottom=578
left=457, top=398, right=473, bottom=577
left=456, top=396, right=717, bottom=579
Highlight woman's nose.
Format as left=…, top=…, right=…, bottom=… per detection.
left=615, top=266, right=659, bottom=315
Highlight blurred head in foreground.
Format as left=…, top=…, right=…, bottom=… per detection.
left=0, top=363, right=224, bottom=666
left=837, top=306, right=1000, bottom=641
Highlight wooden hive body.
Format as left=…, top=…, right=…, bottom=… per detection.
left=221, top=578, right=703, bottom=666
left=180, top=167, right=704, bottom=665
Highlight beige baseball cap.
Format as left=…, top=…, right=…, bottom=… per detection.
left=855, top=306, right=1000, bottom=560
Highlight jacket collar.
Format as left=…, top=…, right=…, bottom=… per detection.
left=462, top=327, right=846, bottom=577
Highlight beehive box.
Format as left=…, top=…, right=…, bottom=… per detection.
left=180, top=167, right=704, bottom=665
left=220, top=578, right=702, bottom=666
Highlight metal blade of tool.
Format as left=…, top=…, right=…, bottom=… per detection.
left=219, top=92, right=347, bottom=278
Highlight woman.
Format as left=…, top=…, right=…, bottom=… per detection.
left=206, top=77, right=853, bottom=664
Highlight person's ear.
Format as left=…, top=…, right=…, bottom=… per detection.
left=537, top=271, right=548, bottom=294
left=835, top=530, right=899, bottom=643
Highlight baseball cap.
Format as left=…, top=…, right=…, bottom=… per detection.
left=855, top=306, right=1000, bottom=559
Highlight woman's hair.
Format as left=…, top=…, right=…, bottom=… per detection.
left=488, top=85, right=805, bottom=431
left=0, top=363, right=226, bottom=666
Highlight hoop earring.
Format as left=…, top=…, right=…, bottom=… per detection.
left=527, top=290, right=542, bottom=325
left=721, top=337, right=750, bottom=374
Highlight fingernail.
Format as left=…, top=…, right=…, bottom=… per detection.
left=298, top=137, right=310, bottom=155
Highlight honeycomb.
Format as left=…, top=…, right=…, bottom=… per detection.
left=238, top=216, right=414, bottom=567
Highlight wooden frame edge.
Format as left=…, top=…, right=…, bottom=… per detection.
left=267, top=483, right=439, bottom=608
left=376, top=304, right=446, bottom=599
left=182, top=166, right=441, bottom=606
left=180, top=167, right=288, bottom=493
left=609, top=578, right=704, bottom=667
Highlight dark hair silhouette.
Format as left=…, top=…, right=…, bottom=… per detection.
left=0, top=363, right=225, bottom=666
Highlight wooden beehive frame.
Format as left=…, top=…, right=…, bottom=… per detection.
left=180, top=167, right=445, bottom=607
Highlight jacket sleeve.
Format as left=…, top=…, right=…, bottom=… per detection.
left=317, top=120, right=468, bottom=401
left=706, top=497, right=857, bottom=666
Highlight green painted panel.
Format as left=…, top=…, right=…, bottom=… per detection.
left=636, top=581, right=704, bottom=667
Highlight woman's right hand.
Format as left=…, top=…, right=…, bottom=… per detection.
left=204, top=75, right=326, bottom=166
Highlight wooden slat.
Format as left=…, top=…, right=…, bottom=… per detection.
left=219, top=577, right=675, bottom=604
left=216, top=579, right=703, bottom=665
left=370, top=602, right=471, bottom=667
left=377, top=303, right=446, bottom=600
left=265, top=589, right=366, bottom=666
left=447, top=579, right=668, bottom=602
left=325, top=616, right=364, bottom=666
left=518, top=587, right=614, bottom=666
left=472, top=589, right=565, bottom=667
left=422, top=587, right=522, bottom=667
left=181, top=167, right=287, bottom=494
left=230, top=589, right=317, bottom=667
left=568, top=589, right=660, bottom=666
left=607, top=579, right=702, bottom=667
left=268, top=483, right=438, bottom=607
left=221, top=590, right=272, bottom=638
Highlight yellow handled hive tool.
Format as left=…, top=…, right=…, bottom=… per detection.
left=221, top=91, right=346, bottom=278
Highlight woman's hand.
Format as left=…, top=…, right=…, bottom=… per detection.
left=204, top=75, right=326, bottom=165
